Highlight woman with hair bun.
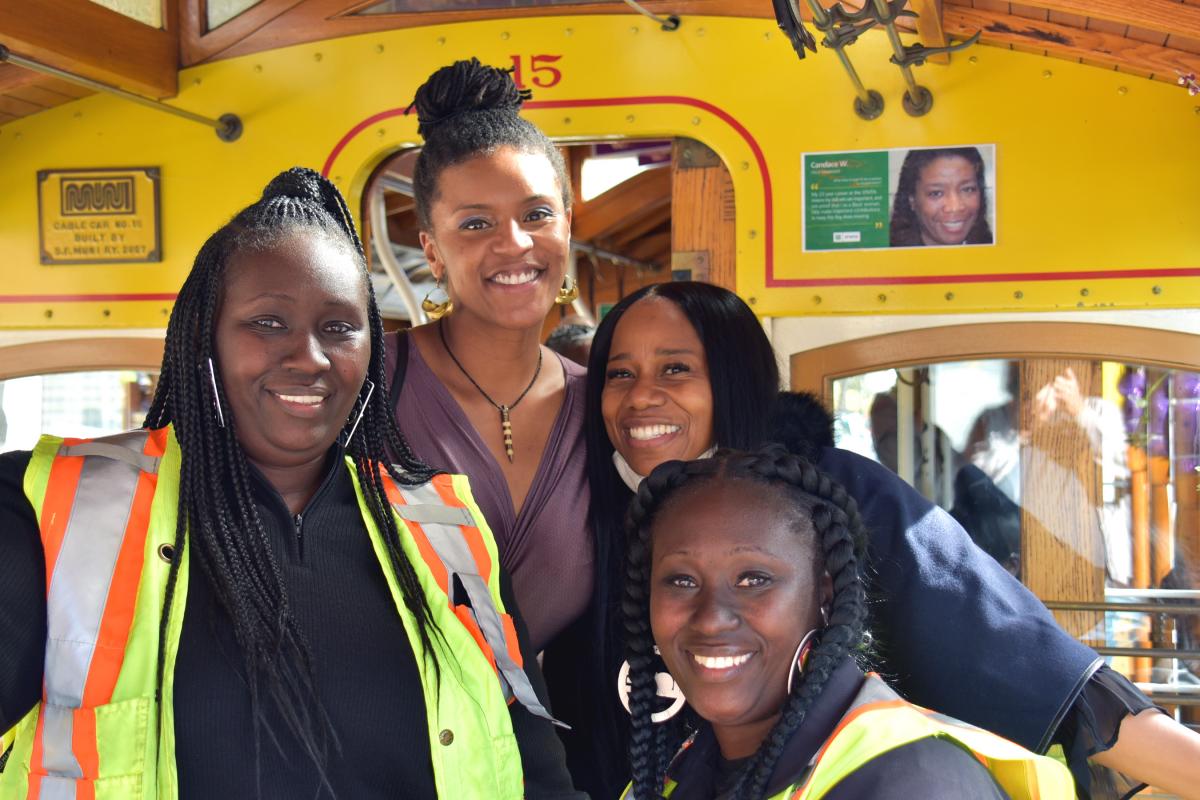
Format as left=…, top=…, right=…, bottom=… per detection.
left=388, top=58, right=591, bottom=653
left=0, top=167, right=581, bottom=799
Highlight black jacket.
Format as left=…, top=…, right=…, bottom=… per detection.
left=0, top=446, right=582, bottom=799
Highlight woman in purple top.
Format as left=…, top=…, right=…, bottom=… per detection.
left=386, top=59, right=591, bottom=651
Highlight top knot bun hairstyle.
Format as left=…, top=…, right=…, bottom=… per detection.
left=144, top=167, right=439, bottom=793
left=409, top=57, right=571, bottom=230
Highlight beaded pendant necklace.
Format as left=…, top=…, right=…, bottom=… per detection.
left=438, top=319, right=543, bottom=463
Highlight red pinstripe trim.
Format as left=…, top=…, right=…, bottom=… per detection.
left=320, top=95, right=774, bottom=278
left=0, top=293, right=177, bottom=303
left=769, top=266, right=1200, bottom=287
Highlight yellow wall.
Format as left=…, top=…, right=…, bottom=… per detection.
left=0, top=14, right=1197, bottom=328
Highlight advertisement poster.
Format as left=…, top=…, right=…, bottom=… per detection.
left=803, top=145, right=996, bottom=252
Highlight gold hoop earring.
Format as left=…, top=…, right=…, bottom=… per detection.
left=421, top=276, right=453, bottom=320
left=555, top=274, right=579, bottom=306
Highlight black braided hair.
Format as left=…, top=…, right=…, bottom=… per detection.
left=409, top=57, right=571, bottom=230
left=623, top=446, right=869, bottom=800
left=144, top=166, right=440, bottom=795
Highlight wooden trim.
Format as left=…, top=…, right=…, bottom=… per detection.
left=944, top=6, right=1200, bottom=77
left=0, top=338, right=164, bottom=380
left=789, top=323, right=1200, bottom=403
left=0, top=0, right=178, bottom=98
left=185, top=0, right=777, bottom=63
left=1002, top=0, right=1200, bottom=41
left=910, top=0, right=949, bottom=64
left=181, top=0, right=306, bottom=67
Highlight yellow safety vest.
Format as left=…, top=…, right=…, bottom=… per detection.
left=623, top=673, right=1074, bottom=800
left=0, top=426, right=553, bottom=800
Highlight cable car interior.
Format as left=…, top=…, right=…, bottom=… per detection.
left=2, top=2, right=1199, bottom=795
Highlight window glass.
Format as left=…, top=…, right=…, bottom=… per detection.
left=207, top=0, right=262, bottom=30
left=833, top=360, right=1200, bottom=705
left=87, top=0, right=162, bottom=27
left=0, top=371, right=158, bottom=453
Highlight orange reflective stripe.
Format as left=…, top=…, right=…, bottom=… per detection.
left=808, top=698, right=910, bottom=769
left=430, top=474, right=491, bottom=585
left=38, top=438, right=87, bottom=591
left=456, top=607, right=498, bottom=671
left=81, top=430, right=166, bottom=709
left=501, top=614, right=523, bottom=670
left=72, top=707, right=98, bottom=784
left=379, top=467, right=451, bottom=597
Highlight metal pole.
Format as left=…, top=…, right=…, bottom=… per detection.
left=868, top=0, right=933, bottom=115
left=802, top=0, right=884, bottom=120
left=0, top=44, right=242, bottom=141
left=369, top=185, right=427, bottom=325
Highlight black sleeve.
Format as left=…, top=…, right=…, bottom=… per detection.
left=817, top=447, right=1100, bottom=753
left=500, top=568, right=590, bottom=799
left=1053, top=665, right=1158, bottom=797
left=824, top=737, right=1011, bottom=800
left=0, top=450, right=46, bottom=736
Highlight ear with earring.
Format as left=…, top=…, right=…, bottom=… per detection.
left=786, top=605, right=830, bottom=695
left=617, top=645, right=686, bottom=723
left=340, top=378, right=376, bottom=446
left=555, top=274, right=579, bottom=305
left=422, top=275, right=453, bottom=320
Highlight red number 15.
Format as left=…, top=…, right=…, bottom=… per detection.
left=510, top=54, right=563, bottom=89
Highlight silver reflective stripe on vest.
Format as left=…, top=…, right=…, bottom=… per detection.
left=393, top=482, right=567, bottom=729
left=41, top=430, right=153, bottom=780
left=37, top=775, right=80, bottom=800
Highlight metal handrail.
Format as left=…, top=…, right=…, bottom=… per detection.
left=1044, top=600, right=1200, bottom=614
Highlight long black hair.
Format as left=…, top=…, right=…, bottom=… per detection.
left=623, top=447, right=868, bottom=800
left=410, top=57, right=571, bottom=230
left=144, top=166, right=439, bottom=793
left=889, top=146, right=993, bottom=247
left=544, top=282, right=798, bottom=799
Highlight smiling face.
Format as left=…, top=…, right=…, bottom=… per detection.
left=650, top=480, right=828, bottom=759
left=601, top=297, right=715, bottom=477
left=213, top=229, right=370, bottom=472
left=910, top=155, right=981, bottom=246
left=419, top=146, right=571, bottom=331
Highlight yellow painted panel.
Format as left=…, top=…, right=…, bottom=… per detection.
left=0, top=15, right=1196, bottom=329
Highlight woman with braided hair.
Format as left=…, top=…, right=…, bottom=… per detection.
left=619, top=447, right=1071, bottom=799
left=543, top=280, right=1200, bottom=800
left=0, top=167, right=580, bottom=799
left=387, top=57, right=591, bottom=653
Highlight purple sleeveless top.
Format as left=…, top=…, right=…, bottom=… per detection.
left=390, top=333, right=592, bottom=651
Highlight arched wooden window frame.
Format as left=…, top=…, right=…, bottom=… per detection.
left=789, top=322, right=1200, bottom=404
left=0, top=338, right=164, bottom=380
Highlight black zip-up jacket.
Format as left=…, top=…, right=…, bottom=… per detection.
left=0, top=446, right=584, bottom=799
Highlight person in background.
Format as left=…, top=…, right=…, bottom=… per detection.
left=545, top=319, right=596, bottom=367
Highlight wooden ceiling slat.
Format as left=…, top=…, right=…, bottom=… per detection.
left=946, top=6, right=1200, bottom=75
left=0, top=95, right=44, bottom=116
left=1086, top=17, right=1127, bottom=37
left=1009, top=4, right=1048, bottom=21
left=38, top=78, right=92, bottom=99
left=572, top=166, right=671, bottom=243
left=6, top=84, right=76, bottom=108
left=1126, top=26, right=1169, bottom=47
left=1167, top=33, right=1200, bottom=56
left=972, top=0, right=1011, bottom=14
left=1014, top=1, right=1200, bottom=40
left=909, top=0, right=949, bottom=64
left=1046, top=10, right=1087, bottom=29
